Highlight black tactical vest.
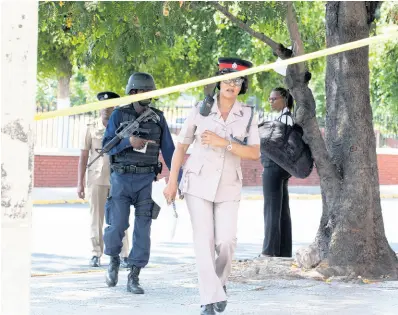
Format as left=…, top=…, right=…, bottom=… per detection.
left=111, top=105, right=163, bottom=166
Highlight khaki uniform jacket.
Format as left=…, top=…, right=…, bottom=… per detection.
left=80, top=118, right=111, bottom=186
left=178, top=96, right=260, bottom=202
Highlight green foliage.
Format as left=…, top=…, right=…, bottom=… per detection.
left=36, top=71, right=94, bottom=112
left=69, top=71, right=91, bottom=107
left=38, top=1, right=90, bottom=79
left=370, top=1, right=398, bottom=133
left=37, top=0, right=396, bottom=134
left=38, top=1, right=327, bottom=108
left=36, top=80, right=57, bottom=112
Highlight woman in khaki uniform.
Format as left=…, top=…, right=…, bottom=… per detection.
left=164, top=58, right=260, bottom=315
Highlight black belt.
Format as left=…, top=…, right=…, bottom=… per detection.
left=111, top=164, right=157, bottom=174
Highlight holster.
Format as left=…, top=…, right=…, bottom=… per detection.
left=151, top=202, right=161, bottom=220
left=134, top=199, right=161, bottom=220
left=154, top=162, right=163, bottom=181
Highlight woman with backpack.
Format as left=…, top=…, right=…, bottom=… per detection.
left=260, top=87, right=294, bottom=258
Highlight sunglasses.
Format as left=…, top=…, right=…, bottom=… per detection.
left=222, top=78, right=244, bottom=86
left=268, top=97, right=283, bottom=102
left=130, top=89, right=152, bottom=94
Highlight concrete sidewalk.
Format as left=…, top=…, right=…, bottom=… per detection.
left=30, top=199, right=398, bottom=276
left=32, top=185, right=398, bottom=204
left=31, top=264, right=398, bottom=315
left=30, top=199, right=398, bottom=314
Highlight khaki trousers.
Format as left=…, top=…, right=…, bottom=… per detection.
left=185, top=194, right=239, bottom=305
left=88, top=184, right=129, bottom=258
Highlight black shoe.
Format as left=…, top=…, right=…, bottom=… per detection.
left=89, top=256, right=100, bottom=267
left=105, top=256, right=120, bottom=287
left=120, top=257, right=130, bottom=268
left=214, top=286, right=227, bottom=313
left=127, top=265, right=144, bottom=294
left=200, top=304, right=215, bottom=315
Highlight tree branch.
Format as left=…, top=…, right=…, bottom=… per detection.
left=284, top=2, right=307, bottom=75
left=208, top=1, right=281, bottom=52
left=365, top=1, right=382, bottom=24
left=285, top=2, right=305, bottom=57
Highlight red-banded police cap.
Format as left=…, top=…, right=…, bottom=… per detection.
left=218, top=57, right=253, bottom=72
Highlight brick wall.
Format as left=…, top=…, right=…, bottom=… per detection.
left=33, top=154, right=188, bottom=187
left=386, top=138, right=398, bottom=148
left=239, top=159, right=322, bottom=186
left=34, top=152, right=398, bottom=187
left=377, top=154, right=398, bottom=185
left=34, top=155, right=80, bottom=187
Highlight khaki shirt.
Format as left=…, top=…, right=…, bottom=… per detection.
left=178, top=96, right=260, bottom=202
left=80, top=118, right=111, bottom=186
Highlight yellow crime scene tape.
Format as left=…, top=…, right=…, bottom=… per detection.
left=34, top=27, right=398, bottom=121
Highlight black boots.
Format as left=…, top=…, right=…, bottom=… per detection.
left=105, top=256, right=120, bottom=287
left=90, top=256, right=100, bottom=267
left=200, top=304, right=215, bottom=315
left=120, top=256, right=130, bottom=268
left=214, top=285, right=227, bottom=312
left=127, top=265, right=144, bottom=294
left=106, top=258, right=144, bottom=294
left=201, top=285, right=227, bottom=314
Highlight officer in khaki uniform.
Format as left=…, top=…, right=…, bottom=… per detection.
left=77, top=91, right=129, bottom=268
left=164, top=58, right=261, bottom=315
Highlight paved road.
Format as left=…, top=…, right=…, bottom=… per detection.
left=31, top=199, right=398, bottom=315
left=31, top=199, right=398, bottom=274
left=31, top=268, right=398, bottom=315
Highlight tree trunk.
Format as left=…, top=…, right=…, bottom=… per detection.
left=285, top=61, right=342, bottom=270
left=296, top=1, right=397, bottom=279
left=212, top=0, right=398, bottom=279
left=57, top=74, right=71, bottom=109
left=1, top=1, right=38, bottom=314
left=282, top=1, right=344, bottom=269
left=318, top=1, right=397, bottom=279
left=56, top=62, right=72, bottom=148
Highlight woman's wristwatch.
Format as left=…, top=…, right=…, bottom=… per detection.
left=226, top=140, right=233, bottom=151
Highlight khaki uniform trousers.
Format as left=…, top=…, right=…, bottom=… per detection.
left=185, top=194, right=239, bottom=305
left=88, top=184, right=129, bottom=258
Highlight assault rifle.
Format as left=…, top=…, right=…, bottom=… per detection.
left=87, top=107, right=160, bottom=168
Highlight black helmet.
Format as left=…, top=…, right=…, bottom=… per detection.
left=216, top=57, right=253, bottom=95
left=125, top=72, right=157, bottom=95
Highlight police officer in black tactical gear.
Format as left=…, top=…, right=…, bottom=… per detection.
left=102, top=72, right=179, bottom=294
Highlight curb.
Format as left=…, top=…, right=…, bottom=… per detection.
left=31, top=269, right=104, bottom=278
left=243, top=194, right=322, bottom=200
left=33, top=199, right=87, bottom=205
left=244, top=194, right=397, bottom=200
left=32, top=193, right=398, bottom=205
left=31, top=264, right=162, bottom=278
